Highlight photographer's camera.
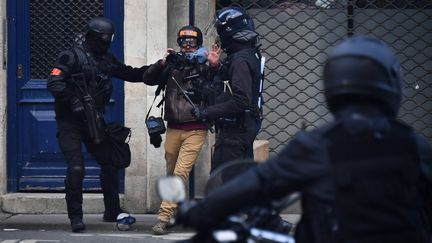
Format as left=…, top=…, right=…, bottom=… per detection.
left=146, top=116, right=166, bottom=148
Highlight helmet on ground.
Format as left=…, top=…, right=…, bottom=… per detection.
left=213, top=7, right=258, bottom=48
left=85, top=16, right=115, bottom=55
left=177, top=25, right=203, bottom=48
left=116, top=213, right=136, bottom=231
left=324, top=36, right=402, bottom=116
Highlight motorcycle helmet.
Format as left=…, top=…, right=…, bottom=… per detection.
left=212, top=7, right=258, bottom=49
left=116, top=213, right=136, bottom=231
left=324, top=36, right=402, bottom=116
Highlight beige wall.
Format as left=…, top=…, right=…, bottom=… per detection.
left=124, top=0, right=168, bottom=213
left=0, top=0, right=7, bottom=195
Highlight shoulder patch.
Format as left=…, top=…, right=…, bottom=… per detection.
left=50, top=68, right=62, bottom=76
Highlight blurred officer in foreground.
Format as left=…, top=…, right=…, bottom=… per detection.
left=47, top=16, right=149, bottom=232
left=181, top=36, right=432, bottom=243
left=142, top=25, right=220, bottom=235
left=191, top=7, right=265, bottom=172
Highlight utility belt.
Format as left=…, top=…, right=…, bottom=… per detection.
left=216, top=109, right=258, bottom=130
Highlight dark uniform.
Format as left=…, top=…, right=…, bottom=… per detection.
left=182, top=37, right=432, bottom=243
left=47, top=17, right=149, bottom=232
left=209, top=47, right=262, bottom=171
left=191, top=7, right=263, bottom=172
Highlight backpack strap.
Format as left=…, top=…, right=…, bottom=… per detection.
left=71, top=46, right=98, bottom=91
left=72, top=46, right=90, bottom=67
left=230, top=48, right=265, bottom=119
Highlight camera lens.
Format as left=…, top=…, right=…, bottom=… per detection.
left=150, top=134, right=162, bottom=148
left=148, top=120, right=158, bottom=129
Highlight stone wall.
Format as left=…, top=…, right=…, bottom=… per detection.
left=123, top=0, right=167, bottom=213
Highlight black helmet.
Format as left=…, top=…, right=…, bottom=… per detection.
left=87, top=16, right=115, bottom=34
left=177, top=25, right=203, bottom=47
left=324, top=36, right=402, bottom=116
left=214, top=7, right=257, bottom=48
left=85, top=16, right=115, bottom=55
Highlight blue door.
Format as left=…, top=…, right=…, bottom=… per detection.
left=7, top=0, right=125, bottom=191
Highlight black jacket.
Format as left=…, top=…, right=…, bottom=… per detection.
left=194, top=106, right=432, bottom=243
left=206, top=46, right=261, bottom=120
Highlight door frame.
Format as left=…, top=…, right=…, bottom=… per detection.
left=6, top=0, right=125, bottom=192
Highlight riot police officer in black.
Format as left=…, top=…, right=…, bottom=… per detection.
left=47, top=16, right=149, bottom=232
left=182, top=36, right=432, bottom=242
left=191, top=7, right=264, bottom=172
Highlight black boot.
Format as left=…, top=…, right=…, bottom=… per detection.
left=103, top=209, right=128, bottom=222
left=70, top=218, right=86, bottom=233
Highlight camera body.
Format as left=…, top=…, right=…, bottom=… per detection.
left=166, top=52, right=191, bottom=69
left=146, top=116, right=166, bottom=148
left=146, top=116, right=166, bottom=135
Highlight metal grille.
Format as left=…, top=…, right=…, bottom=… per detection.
left=30, top=0, right=104, bottom=79
left=217, top=0, right=432, bottom=154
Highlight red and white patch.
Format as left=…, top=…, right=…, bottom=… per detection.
left=50, top=68, right=62, bottom=76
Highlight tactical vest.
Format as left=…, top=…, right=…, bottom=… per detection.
left=72, top=46, right=113, bottom=114
left=322, top=118, right=428, bottom=242
left=215, top=47, right=263, bottom=119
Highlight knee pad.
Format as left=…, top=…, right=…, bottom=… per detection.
left=66, top=165, right=84, bottom=187
left=101, top=165, right=118, bottom=176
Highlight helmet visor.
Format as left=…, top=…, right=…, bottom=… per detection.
left=216, top=8, right=244, bottom=24
left=100, top=33, right=114, bottom=43
left=206, top=8, right=243, bottom=37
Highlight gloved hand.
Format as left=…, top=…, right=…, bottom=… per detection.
left=177, top=200, right=217, bottom=231
left=70, top=97, right=84, bottom=114
left=190, top=106, right=208, bottom=121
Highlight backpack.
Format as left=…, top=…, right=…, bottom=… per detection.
left=92, top=122, right=132, bottom=169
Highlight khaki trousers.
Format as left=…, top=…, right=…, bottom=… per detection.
left=157, top=128, right=207, bottom=222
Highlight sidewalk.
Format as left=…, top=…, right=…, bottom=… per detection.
left=0, top=213, right=159, bottom=232
left=0, top=213, right=301, bottom=232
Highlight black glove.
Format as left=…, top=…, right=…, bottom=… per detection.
left=190, top=106, right=208, bottom=121
left=70, top=97, right=84, bottom=114
left=177, top=200, right=217, bottom=231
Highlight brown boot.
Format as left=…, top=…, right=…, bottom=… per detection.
left=152, top=220, right=169, bottom=235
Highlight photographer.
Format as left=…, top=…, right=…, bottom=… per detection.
left=142, top=25, right=221, bottom=235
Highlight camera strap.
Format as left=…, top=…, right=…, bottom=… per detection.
left=146, top=84, right=165, bottom=121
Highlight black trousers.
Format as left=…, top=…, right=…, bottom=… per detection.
left=211, top=115, right=258, bottom=174
left=56, top=119, right=121, bottom=220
